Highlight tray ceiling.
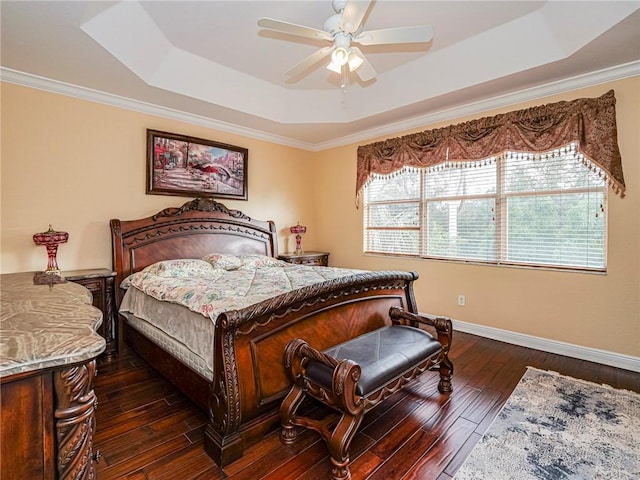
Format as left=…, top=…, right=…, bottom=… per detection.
left=1, top=1, right=639, bottom=149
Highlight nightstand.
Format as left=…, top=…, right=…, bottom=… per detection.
left=64, top=268, right=117, bottom=359
left=278, top=251, right=330, bottom=267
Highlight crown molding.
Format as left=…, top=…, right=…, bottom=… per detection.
left=2, top=61, right=639, bottom=153
left=0, top=67, right=314, bottom=151
left=316, top=61, right=640, bottom=150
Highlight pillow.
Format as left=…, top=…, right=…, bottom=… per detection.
left=237, top=254, right=283, bottom=269
left=120, top=274, right=134, bottom=289
left=202, top=253, right=283, bottom=270
left=202, top=253, right=243, bottom=271
left=142, top=259, right=215, bottom=277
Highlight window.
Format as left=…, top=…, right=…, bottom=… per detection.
left=363, top=143, right=607, bottom=271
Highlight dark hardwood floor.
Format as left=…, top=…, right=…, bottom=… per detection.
left=94, top=332, right=640, bottom=479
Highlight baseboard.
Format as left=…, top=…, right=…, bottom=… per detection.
left=451, top=319, right=640, bottom=374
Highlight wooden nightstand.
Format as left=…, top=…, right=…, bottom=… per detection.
left=278, top=251, right=330, bottom=267
left=64, top=268, right=117, bottom=359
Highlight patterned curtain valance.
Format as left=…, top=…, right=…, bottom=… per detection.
left=356, top=90, right=625, bottom=201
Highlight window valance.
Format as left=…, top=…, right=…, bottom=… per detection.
left=356, top=90, right=625, bottom=201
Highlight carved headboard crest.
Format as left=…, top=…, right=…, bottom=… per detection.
left=152, top=198, right=251, bottom=221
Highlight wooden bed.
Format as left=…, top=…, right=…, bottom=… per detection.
left=110, top=197, right=419, bottom=466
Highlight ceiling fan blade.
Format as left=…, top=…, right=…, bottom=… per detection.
left=285, top=46, right=334, bottom=77
left=339, top=0, right=372, bottom=34
left=356, top=25, right=434, bottom=45
left=350, top=47, right=376, bottom=82
left=257, top=18, right=332, bottom=41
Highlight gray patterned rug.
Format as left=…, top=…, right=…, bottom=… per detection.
left=454, top=367, right=640, bottom=480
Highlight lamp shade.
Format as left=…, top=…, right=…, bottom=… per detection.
left=348, top=51, right=364, bottom=71
left=331, top=47, right=349, bottom=66
left=33, top=225, right=69, bottom=273
left=326, top=59, right=342, bottom=74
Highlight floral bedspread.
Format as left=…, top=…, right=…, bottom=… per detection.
left=127, top=258, right=365, bottom=322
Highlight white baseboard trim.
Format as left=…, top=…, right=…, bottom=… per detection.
left=451, top=319, right=640, bottom=374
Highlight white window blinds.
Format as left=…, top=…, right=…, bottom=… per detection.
left=364, top=168, right=420, bottom=255
left=363, top=143, right=607, bottom=271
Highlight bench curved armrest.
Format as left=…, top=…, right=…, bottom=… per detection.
left=388, top=306, right=453, bottom=355
left=284, top=338, right=339, bottom=375
left=283, top=338, right=362, bottom=413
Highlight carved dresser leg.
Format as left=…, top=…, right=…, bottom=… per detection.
left=53, top=360, right=98, bottom=480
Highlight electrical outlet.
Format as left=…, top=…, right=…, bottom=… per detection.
left=457, top=294, right=466, bottom=306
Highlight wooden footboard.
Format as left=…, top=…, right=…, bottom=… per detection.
left=204, top=270, right=418, bottom=466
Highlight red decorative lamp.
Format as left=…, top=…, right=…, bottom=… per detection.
left=33, top=225, right=69, bottom=274
left=290, top=222, right=307, bottom=255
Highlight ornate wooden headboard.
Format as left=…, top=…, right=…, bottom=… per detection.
left=110, top=198, right=278, bottom=300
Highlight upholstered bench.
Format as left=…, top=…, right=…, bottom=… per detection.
left=279, top=306, right=454, bottom=480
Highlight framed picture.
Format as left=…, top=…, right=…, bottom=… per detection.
left=146, top=129, right=248, bottom=200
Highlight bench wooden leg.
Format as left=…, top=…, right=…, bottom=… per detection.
left=438, top=355, right=454, bottom=393
left=280, top=383, right=361, bottom=480
left=279, top=382, right=305, bottom=445
left=327, top=410, right=364, bottom=480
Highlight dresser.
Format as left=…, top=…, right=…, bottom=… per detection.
left=278, top=251, right=330, bottom=266
left=0, top=272, right=105, bottom=480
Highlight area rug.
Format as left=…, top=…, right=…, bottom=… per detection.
left=454, top=367, right=640, bottom=480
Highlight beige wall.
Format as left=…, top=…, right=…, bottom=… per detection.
left=1, top=82, right=316, bottom=274
left=312, top=77, right=640, bottom=358
left=2, top=78, right=638, bottom=358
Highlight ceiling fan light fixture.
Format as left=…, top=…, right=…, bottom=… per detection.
left=326, top=59, right=343, bottom=74
left=331, top=46, right=349, bottom=66
left=347, top=51, right=364, bottom=71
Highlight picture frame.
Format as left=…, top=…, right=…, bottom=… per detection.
left=146, top=129, right=248, bottom=200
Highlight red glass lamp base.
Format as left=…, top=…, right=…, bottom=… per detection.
left=33, top=225, right=69, bottom=274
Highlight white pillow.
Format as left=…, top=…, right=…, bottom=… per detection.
left=201, top=253, right=244, bottom=270
left=202, top=253, right=283, bottom=270
left=142, top=259, right=215, bottom=277
left=237, top=254, right=283, bottom=269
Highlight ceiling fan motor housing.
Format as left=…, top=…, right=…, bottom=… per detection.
left=324, top=13, right=343, bottom=34
left=334, top=32, right=351, bottom=50
left=332, top=0, right=347, bottom=14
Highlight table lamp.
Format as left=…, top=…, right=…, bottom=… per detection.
left=290, top=222, right=307, bottom=255
left=33, top=225, right=69, bottom=274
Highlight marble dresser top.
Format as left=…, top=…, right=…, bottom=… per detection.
left=0, top=272, right=106, bottom=378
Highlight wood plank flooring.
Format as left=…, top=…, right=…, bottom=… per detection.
left=94, top=332, right=640, bottom=479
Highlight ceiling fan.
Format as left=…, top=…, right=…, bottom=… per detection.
left=257, top=0, right=433, bottom=83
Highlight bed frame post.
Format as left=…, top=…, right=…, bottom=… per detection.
left=204, top=314, right=244, bottom=465
left=204, top=427, right=243, bottom=467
